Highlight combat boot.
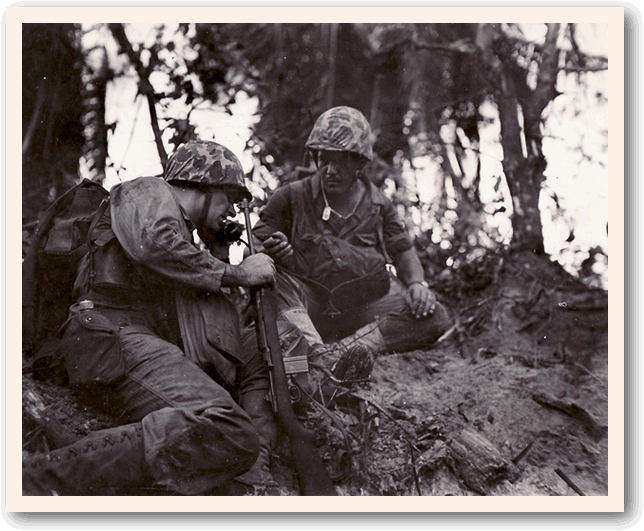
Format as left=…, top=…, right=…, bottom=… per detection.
left=22, top=422, right=149, bottom=496
left=307, top=343, right=376, bottom=406
left=309, top=322, right=383, bottom=383
left=330, top=344, right=375, bottom=382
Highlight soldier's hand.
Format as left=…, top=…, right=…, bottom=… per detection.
left=405, top=283, right=436, bottom=319
left=223, top=254, right=276, bottom=287
left=238, top=253, right=277, bottom=286
left=263, top=232, right=294, bottom=264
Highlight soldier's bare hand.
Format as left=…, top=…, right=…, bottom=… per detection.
left=224, top=254, right=276, bottom=287
left=405, top=283, right=436, bottom=319
left=263, top=231, right=294, bottom=263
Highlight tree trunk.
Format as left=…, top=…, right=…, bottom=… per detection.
left=497, top=66, right=545, bottom=254
left=80, top=45, right=109, bottom=183
left=503, top=158, right=546, bottom=254
left=326, top=23, right=338, bottom=108
left=272, top=24, right=284, bottom=129
left=479, top=23, right=562, bottom=255
left=509, top=23, right=561, bottom=254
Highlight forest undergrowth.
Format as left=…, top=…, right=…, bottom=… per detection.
left=22, top=251, right=609, bottom=497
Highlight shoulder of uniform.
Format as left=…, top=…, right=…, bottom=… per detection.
left=110, top=177, right=175, bottom=206
left=279, top=174, right=314, bottom=199
left=288, top=174, right=313, bottom=189
left=364, top=178, right=388, bottom=206
left=113, top=176, right=167, bottom=191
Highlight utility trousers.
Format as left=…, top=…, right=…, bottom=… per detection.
left=273, top=269, right=453, bottom=354
left=64, top=310, right=269, bottom=495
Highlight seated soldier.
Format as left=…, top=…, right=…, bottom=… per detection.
left=253, top=106, right=453, bottom=384
left=23, top=140, right=291, bottom=495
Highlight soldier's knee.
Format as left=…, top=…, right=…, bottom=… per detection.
left=142, top=403, right=260, bottom=494
left=206, top=402, right=261, bottom=470
left=431, top=302, right=453, bottom=335
left=237, top=418, right=262, bottom=463
left=378, top=302, right=453, bottom=352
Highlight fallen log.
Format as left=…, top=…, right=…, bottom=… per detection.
left=23, top=376, right=79, bottom=452
left=531, top=391, right=608, bottom=441
left=448, top=427, right=519, bottom=494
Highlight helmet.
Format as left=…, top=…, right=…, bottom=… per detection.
left=305, top=106, right=373, bottom=162
left=164, top=140, right=251, bottom=201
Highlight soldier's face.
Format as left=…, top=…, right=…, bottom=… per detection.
left=317, top=151, right=363, bottom=194
left=205, top=189, right=236, bottom=231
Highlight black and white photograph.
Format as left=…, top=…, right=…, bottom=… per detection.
left=7, top=5, right=626, bottom=515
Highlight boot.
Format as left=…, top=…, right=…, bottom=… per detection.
left=331, top=344, right=375, bottom=382
left=308, top=322, right=383, bottom=381
left=330, top=322, right=386, bottom=356
left=235, top=389, right=278, bottom=489
left=22, top=423, right=149, bottom=496
left=306, top=343, right=376, bottom=406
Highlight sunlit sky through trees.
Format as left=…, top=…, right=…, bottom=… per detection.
left=84, top=23, right=608, bottom=287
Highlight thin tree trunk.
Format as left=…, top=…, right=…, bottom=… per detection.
left=326, top=23, right=338, bottom=108
left=80, top=46, right=109, bottom=183
left=370, top=73, right=382, bottom=128
left=272, top=24, right=284, bottom=128
left=23, top=82, right=48, bottom=157
left=108, top=23, right=167, bottom=168
left=496, top=67, right=545, bottom=254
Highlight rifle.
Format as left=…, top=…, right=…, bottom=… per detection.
left=240, top=199, right=337, bottom=496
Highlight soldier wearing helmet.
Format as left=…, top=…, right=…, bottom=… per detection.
left=23, top=140, right=288, bottom=495
left=253, top=107, right=452, bottom=390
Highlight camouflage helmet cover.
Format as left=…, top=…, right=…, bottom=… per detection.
left=305, top=106, right=373, bottom=161
left=164, top=140, right=251, bottom=201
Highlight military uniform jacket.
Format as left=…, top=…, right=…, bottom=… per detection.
left=69, top=177, right=242, bottom=386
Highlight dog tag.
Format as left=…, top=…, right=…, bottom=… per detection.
left=322, top=206, right=331, bottom=221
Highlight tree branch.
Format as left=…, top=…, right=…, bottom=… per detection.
left=411, top=36, right=476, bottom=54
left=108, top=23, right=167, bottom=168
left=533, top=23, right=561, bottom=116
left=562, top=65, right=608, bottom=73
left=375, top=29, right=476, bottom=58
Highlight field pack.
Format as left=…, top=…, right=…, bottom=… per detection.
left=22, top=179, right=108, bottom=380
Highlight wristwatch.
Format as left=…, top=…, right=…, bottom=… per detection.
left=408, top=280, right=429, bottom=289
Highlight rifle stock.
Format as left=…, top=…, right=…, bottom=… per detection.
left=241, top=200, right=337, bottom=496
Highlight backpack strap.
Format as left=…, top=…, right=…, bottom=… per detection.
left=363, top=179, right=392, bottom=264
left=67, top=197, right=113, bottom=267
left=375, top=212, right=392, bottom=264
left=87, top=198, right=114, bottom=247
left=286, top=178, right=308, bottom=242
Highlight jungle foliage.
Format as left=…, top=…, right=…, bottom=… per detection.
left=22, top=22, right=608, bottom=285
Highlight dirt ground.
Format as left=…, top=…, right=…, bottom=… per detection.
left=22, top=251, right=609, bottom=496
